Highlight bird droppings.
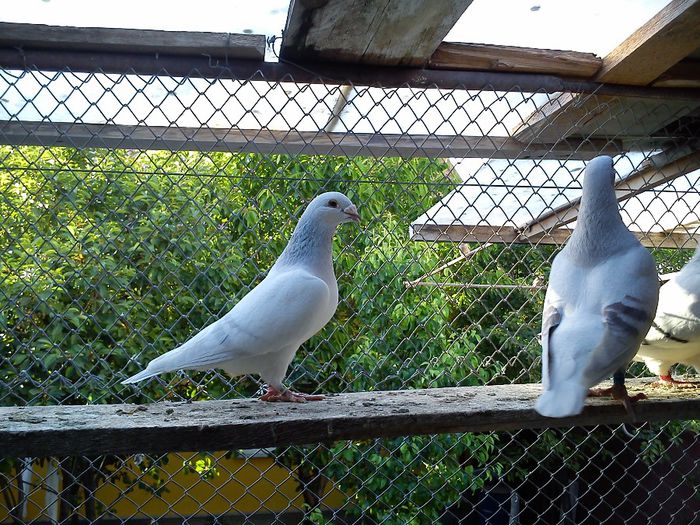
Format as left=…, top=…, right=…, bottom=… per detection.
left=165, top=408, right=174, bottom=415
left=116, top=405, right=148, bottom=416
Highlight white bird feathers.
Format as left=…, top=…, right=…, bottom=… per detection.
left=122, top=191, right=360, bottom=402
left=634, top=246, right=700, bottom=385
left=535, top=156, right=659, bottom=418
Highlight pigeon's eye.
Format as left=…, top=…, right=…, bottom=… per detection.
left=328, top=199, right=338, bottom=208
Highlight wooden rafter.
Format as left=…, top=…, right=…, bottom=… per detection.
left=429, top=42, right=602, bottom=78
left=0, top=22, right=266, bottom=60
left=0, top=121, right=620, bottom=160
left=281, top=0, right=474, bottom=66
left=595, top=0, right=700, bottom=86
left=513, top=0, right=700, bottom=142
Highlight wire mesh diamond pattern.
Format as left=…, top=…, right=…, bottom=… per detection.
left=2, top=62, right=700, bottom=525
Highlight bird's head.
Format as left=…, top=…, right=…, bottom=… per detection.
left=582, top=155, right=615, bottom=195
left=304, top=191, right=360, bottom=226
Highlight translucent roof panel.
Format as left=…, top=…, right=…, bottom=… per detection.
left=445, top=0, right=672, bottom=56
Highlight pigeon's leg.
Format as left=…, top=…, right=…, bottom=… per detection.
left=652, top=373, right=700, bottom=388
left=260, top=385, right=324, bottom=403
left=588, top=371, right=646, bottom=419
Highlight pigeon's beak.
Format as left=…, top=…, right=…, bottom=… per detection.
left=343, top=204, right=360, bottom=223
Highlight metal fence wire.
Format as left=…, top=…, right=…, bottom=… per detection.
left=1, top=63, right=700, bottom=525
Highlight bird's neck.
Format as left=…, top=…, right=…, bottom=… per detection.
left=274, top=217, right=336, bottom=274
left=566, top=189, right=633, bottom=262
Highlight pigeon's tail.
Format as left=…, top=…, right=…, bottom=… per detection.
left=121, top=345, right=191, bottom=385
left=535, top=384, right=588, bottom=418
left=121, top=367, right=161, bottom=384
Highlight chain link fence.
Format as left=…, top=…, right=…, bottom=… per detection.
left=1, top=61, right=700, bottom=524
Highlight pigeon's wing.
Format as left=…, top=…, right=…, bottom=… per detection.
left=583, top=295, right=655, bottom=385
left=124, top=269, right=330, bottom=381
left=644, top=278, right=700, bottom=345
left=540, top=304, right=561, bottom=391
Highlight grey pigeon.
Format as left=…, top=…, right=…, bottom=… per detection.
left=535, top=156, right=659, bottom=418
left=122, top=191, right=360, bottom=402
left=634, top=246, right=700, bottom=386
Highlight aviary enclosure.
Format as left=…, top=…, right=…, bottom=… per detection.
left=2, top=1, right=700, bottom=523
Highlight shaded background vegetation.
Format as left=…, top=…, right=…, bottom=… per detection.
left=1, top=146, right=697, bottom=524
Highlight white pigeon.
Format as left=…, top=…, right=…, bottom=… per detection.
left=634, top=246, right=700, bottom=386
left=122, top=191, right=360, bottom=402
left=535, top=155, right=659, bottom=418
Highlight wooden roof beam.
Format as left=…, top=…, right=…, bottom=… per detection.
left=281, top=0, right=474, bottom=66
left=0, top=120, right=620, bottom=160
left=0, top=22, right=266, bottom=60
left=429, top=42, right=602, bottom=78
left=512, top=0, right=700, bottom=142
left=595, top=0, right=700, bottom=86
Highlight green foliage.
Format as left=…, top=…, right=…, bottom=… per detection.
left=2, top=145, right=691, bottom=523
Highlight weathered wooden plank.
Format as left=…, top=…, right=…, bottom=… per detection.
left=0, top=22, right=266, bottom=60
left=0, top=121, right=619, bottom=159
left=429, top=43, right=602, bottom=78
left=409, top=223, right=697, bottom=249
left=595, top=0, right=700, bottom=86
left=516, top=147, right=700, bottom=239
left=2, top=379, right=699, bottom=458
left=281, top=0, right=473, bottom=66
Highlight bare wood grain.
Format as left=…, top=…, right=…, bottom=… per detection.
left=0, top=22, right=265, bottom=60
left=596, top=0, right=700, bottom=85
left=281, top=0, right=473, bottom=66
left=0, top=121, right=619, bottom=159
left=2, top=379, right=699, bottom=458
left=429, top=43, right=601, bottom=78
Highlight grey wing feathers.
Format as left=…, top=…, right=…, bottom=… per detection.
left=122, top=269, right=330, bottom=384
left=540, top=305, right=561, bottom=391
left=582, top=296, right=653, bottom=385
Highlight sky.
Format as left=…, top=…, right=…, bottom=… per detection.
left=1, top=0, right=671, bottom=58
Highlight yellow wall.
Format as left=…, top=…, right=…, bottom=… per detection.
left=1, top=452, right=345, bottom=522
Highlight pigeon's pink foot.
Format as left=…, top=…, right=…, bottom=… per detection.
left=588, top=384, right=646, bottom=418
left=651, top=374, right=700, bottom=388
left=259, top=386, right=324, bottom=403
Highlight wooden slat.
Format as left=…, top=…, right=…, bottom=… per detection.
left=0, top=22, right=266, bottom=60
left=429, top=42, right=602, bottom=78
left=595, top=0, right=700, bottom=86
left=0, top=121, right=620, bottom=159
left=281, top=0, right=473, bottom=66
left=517, top=147, right=700, bottom=239
left=2, top=379, right=699, bottom=458
left=409, top=223, right=697, bottom=249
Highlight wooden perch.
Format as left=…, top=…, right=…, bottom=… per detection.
left=2, top=379, right=700, bottom=458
